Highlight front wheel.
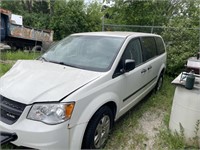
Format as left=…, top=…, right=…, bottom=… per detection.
left=82, top=106, right=113, bottom=149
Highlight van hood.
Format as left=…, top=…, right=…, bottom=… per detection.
left=0, top=60, right=102, bottom=104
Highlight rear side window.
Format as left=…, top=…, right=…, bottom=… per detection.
left=155, top=37, right=165, bottom=55
left=141, top=37, right=157, bottom=62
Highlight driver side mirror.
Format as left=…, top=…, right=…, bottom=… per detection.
left=124, top=59, right=135, bottom=72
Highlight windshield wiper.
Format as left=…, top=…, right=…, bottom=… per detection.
left=39, top=58, right=80, bottom=69
left=48, top=60, right=79, bottom=68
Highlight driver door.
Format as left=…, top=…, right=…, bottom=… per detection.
left=112, top=38, right=148, bottom=117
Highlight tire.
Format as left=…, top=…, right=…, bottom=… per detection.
left=155, top=73, right=164, bottom=92
left=82, top=106, right=114, bottom=149
left=32, top=45, right=43, bottom=52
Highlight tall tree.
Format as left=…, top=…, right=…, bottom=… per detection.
left=32, top=0, right=49, bottom=14
left=49, top=0, right=87, bottom=40
left=21, top=0, right=34, bottom=13
left=103, top=0, right=184, bottom=29
left=1, top=0, right=24, bottom=14
left=85, top=1, right=103, bottom=32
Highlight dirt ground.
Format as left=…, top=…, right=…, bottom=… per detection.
left=136, top=110, right=165, bottom=150
left=121, top=109, right=166, bottom=150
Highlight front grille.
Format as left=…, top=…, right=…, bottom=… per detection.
left=0, top=95, right=26, bottom=125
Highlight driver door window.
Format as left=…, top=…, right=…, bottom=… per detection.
left=114, top=38, right=143, bottom=77
left=122, top=38, right=143, bottom=66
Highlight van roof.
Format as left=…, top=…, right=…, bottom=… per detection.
left=72, top=31, right=160, bottom=38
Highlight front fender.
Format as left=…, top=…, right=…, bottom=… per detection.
left=69, top=92, right=119, bottom=129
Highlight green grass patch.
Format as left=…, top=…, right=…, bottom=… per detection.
left=0, top=51, right=42, bottom=76
left=0, top=51, right=41, bottom=61
left=0, top=63, right=13, bottom=77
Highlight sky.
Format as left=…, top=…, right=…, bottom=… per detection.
left=84, top=0, right=103, bottom=4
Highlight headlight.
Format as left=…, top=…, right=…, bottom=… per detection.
left=27, top=102, right=75, bottom=125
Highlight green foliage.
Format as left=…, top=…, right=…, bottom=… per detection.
left=49, top=0, right=102, bottom=40
left=23, top=13, right=50, bottom=29
left=32, top=0, right=49, bottom=14
left=49, top=0, right=86, bottom=40
left=1, top=0, right=24, bottom=14
left=85, top=1, right=103, bottom=32
left=103, top=0, right=177, bottom=26
left=162, top=1, right=200, bottom=76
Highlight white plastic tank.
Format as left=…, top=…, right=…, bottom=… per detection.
left=169, top=73, right=200, bottom=143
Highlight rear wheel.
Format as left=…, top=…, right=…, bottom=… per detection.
left=82, top=106, right=113, bottom=149
left=155, top=73, right=164, bottom=92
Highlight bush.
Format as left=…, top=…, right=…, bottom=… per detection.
left=162, top=25, right=199, bottom=76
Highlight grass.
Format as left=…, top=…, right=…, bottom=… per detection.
left=0, top=50, right=41, bottom=61
left=0, top=63, right=13, bottom=77
left=0, top=51, right=198, bottom=149
left=0, top=51, right=42, bottom=77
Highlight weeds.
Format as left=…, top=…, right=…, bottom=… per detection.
left=157, top=128, right=186, bottom=149
left=192, top=120, right=200, bottom=148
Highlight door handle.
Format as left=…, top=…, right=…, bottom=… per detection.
left=148, top=65, right=152, bottom=70
left=141, top=69, right=147, bottom=74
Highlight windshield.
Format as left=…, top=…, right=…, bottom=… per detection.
left=42, top=35, right=125, bottom=72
